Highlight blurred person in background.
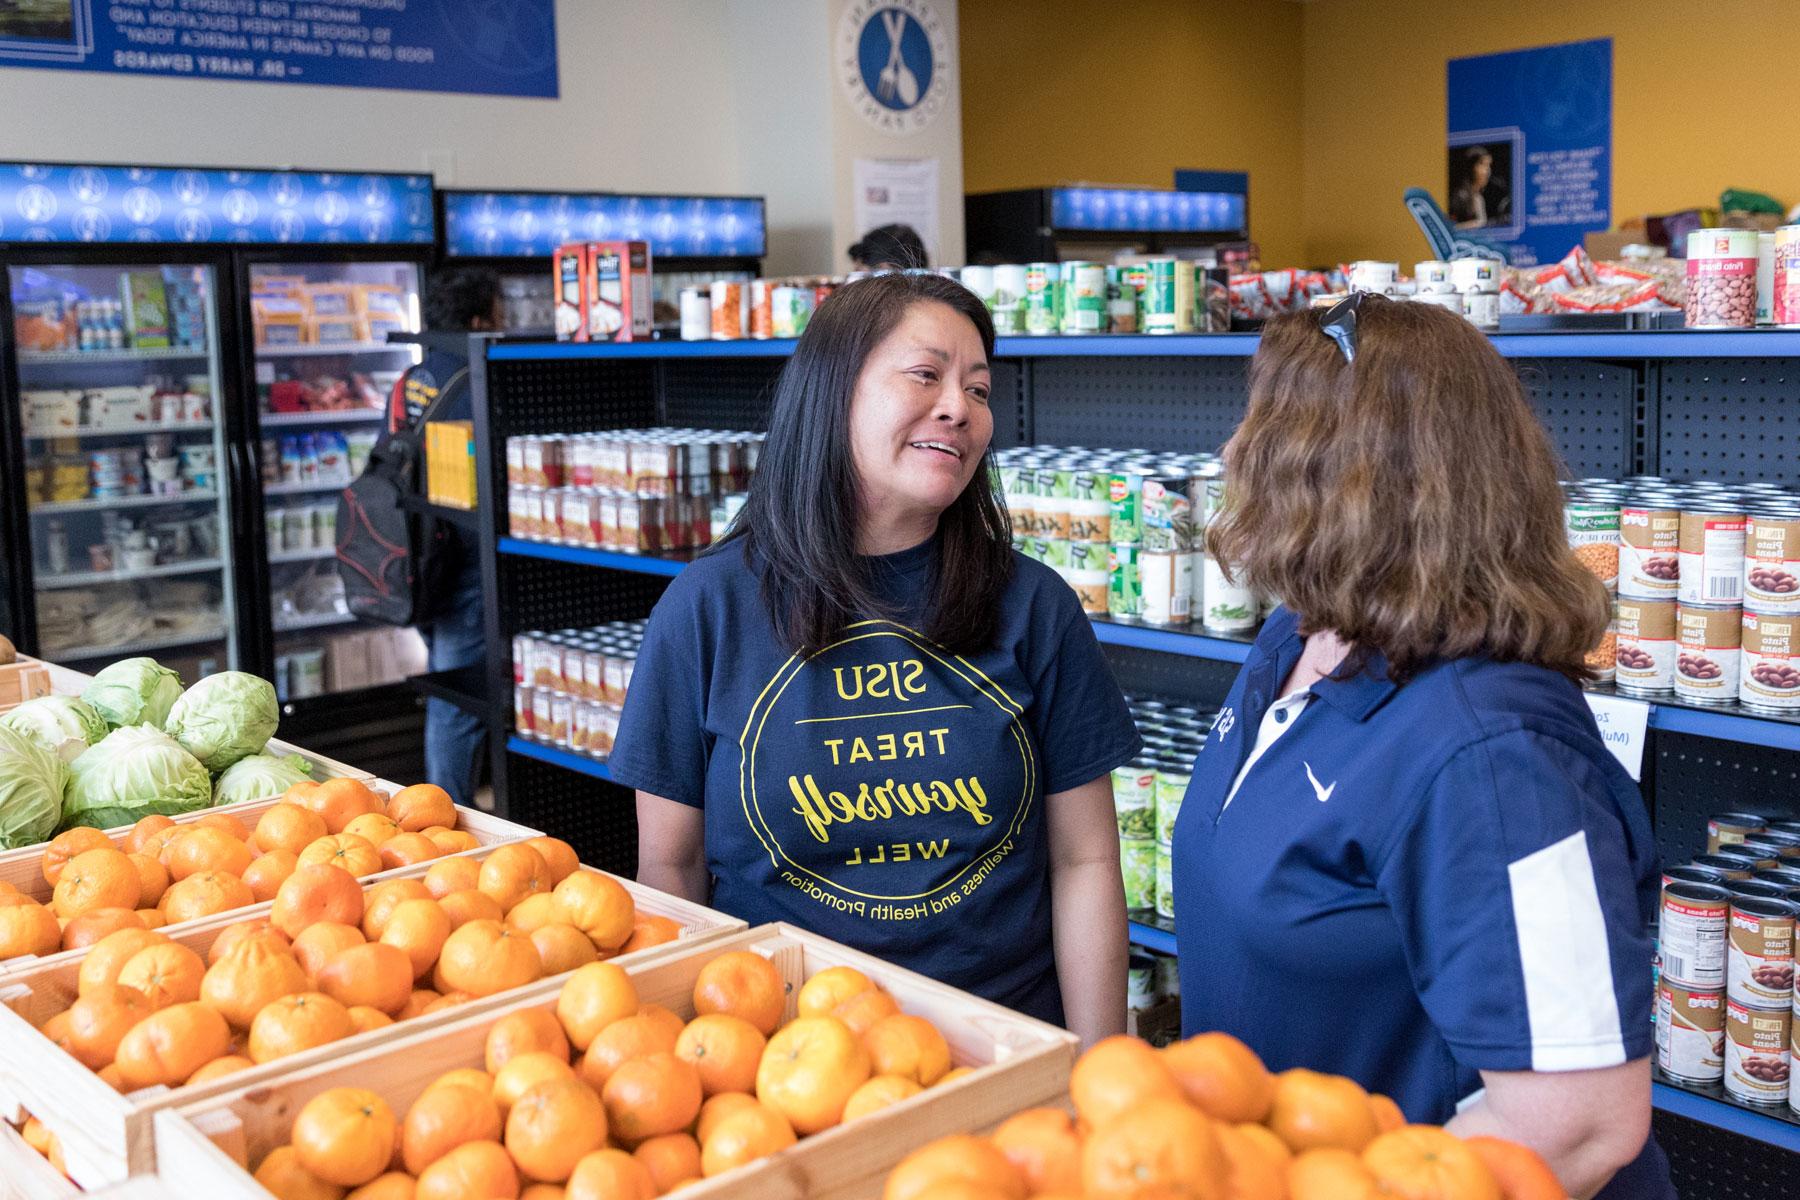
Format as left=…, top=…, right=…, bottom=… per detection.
left=849, top=223, right=929, bottom=271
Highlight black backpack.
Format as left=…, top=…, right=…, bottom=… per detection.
left=333, top=366, right=466, bottom=626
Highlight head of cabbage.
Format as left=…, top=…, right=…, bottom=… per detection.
left=82, top=657, right=183, bottom=731
left=0, top=695, right=106, bottom=764
left=63, top=725, right=212, bottom=832
left=212, top=753, right=312, bottom=806
left=163, top=671, right=278, bottom=773
left=0, top=725, right=69, bottom=849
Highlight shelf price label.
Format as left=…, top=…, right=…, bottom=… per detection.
left=1585, top=693, right=1650, bottom=780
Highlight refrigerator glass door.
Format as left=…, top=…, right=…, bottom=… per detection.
left=9, top=262, right=236, bottom=681
left=249, top=260, right=425, bottom=700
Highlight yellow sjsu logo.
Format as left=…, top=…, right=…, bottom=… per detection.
left=832, top=659, right=927, bottom=701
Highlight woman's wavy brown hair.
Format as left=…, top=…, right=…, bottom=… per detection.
left=1207, top=293, right=1609, bottom=682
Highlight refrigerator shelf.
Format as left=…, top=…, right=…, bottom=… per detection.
left=36, top=558, right=224, bottom=590
left=266, top=480, right=350, bottom=496
left=29, top=490, right=220, bottom=515
left=16, top=346, right=210, bottom=366
left=261, top=409, right=386, bottom=427
left=256, top=342, right=413, bottom=358
left=269, top=546, right=337, bottom=564
left=274, top=612, right=356, bottom=633
left=24, top=421, right=215, bottom=439
left=48, top=628, right=227, bottom=662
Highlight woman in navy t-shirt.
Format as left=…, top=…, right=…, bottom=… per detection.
left=610, top=273, right=1141, bottom=1043
left=1172, top=293, right=1671, bottom=1198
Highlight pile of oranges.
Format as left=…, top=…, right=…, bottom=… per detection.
left=0, top=779, right=488, bottom=963
left=883, top=1033, right=1565, bottom=1200
left=20, top=828, right=681, bottom=1114
left=252, top=953, right=969, bottom=1199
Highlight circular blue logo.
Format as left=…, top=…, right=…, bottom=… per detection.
left=837, top=1, right=951, bottom=133
left=856, top=8, right=932, bottom=111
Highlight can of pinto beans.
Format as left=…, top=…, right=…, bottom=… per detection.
left=1615, top=597, right=1677, bottom=693
left=1725, top=998, right=1792, bottom=1104
left=1741, top=610, right=1800, bottom=711
left=1727, top=896, right=1797, bottom=1009
left=1657, top=981, right=1725, bottom=1084
left=1661, top=881, right=1732, bottom=989
left=1675, top=604, right=1742, bottom=705
left=1746, top=504, right=1800, bottom=612
left=1621, top=494, right=1683, bottom=600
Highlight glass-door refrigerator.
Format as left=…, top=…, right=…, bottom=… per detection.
left=436, top=189, right=767, bottom=334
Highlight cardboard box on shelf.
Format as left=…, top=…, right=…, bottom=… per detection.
left=552, top=240, right=652, bottom=343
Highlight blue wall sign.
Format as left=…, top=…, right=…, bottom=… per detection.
left=0, top=163, right=435, bottom=245
left=1051, top=187, right=1246, bottom=236
left=1447, top=38, right=1611, bottom=267
left=0, top=0, right=557, bottom=98
left=441, top=192, right=767, bottom=260
left=835, top=0, right=951, bottom=134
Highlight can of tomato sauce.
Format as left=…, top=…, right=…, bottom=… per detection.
left=1676, top=604, right=1742, bottom=705
left=1615, top=597, right=1676, bottom=693
left=1710, top=812, right=1770, bottom=854
left=1728, top=896, right=1797, bottom=1009
left=1724, top=998, right=1792, bottom=1104
left=1661, top=881, right=1732, bottom=989
left=1741, top=611, right=1800, bottom=711
left=1622, top=495, right=1683, bottom=600
left=1657, top=981, right=1725, bottom=1083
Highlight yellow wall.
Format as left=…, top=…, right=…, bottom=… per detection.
left=959, top=0, right=1307, bottom=265
left=964, top=0, right=1800, bottom=268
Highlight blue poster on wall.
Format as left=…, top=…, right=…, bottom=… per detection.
left=0, top=0, right=556, bottom=98
left=1446, top=38, right=1610, bottom=267
left=442, top=193, right=767, bottom=260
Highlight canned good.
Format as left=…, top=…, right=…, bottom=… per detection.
left=1729, top=881, right=1795, bottom=905
left=513, top=685, right=534, bottom=737
left=709, top=280, right=746, bottom=340
left=1696, top=852, right=1767, bottom=879
left=1200, top=555, right=1259, bottom=632
left=1680, top=503, right=1746, bottom=605
left=1710, top=812, right=1769, bottom=855
left=1741, top=611, right=1800, bottom=710
left=990, top=264, right=1027, bottom=335
left=1675, top=604, right=1742, bottom=705
left=1621, top=498, right=1681, bottom=599
left=1172, top=262, right=1198, bottom=333
left=1108, top=543, right=1143, bottom=619
left=1154, top=768, right=1189, bottom=844
left=1108, top=470, right=1147, bottom=545
left=1725, top=999, right=1791, bottom=1103
left=1746, top=507, right=1800, bottom=612
left=1024, top=263, right=1059, bottom=336
left=1759, top=232, right=1777, bottom=325
left=1774, top=225, right=1800, bottom=326
left=1154, top=842, right=1174, bottom=920
left=679, top=287, right=712, bottom=341
left=1615, top=597, right=1676, bottom=693
left=770, top=285, right=815, bottom=339
left=1112, top=762, right=1157, bottom=839
left=1565, top=497, right=1620, bottom=593
left=1728, top=896, right=1796, bottom=1008
left=1585, top=604, right=1618, bottom=685
left=1120, top=838, right=1156, bottom=910
left=1661, top=881, right=1731, bottom=989
left=1664, top=863, right=1728, bottom=890
left=1069, top=568, right=1109, bottom=615
left=1140, top=551, right=1193, bottom=626
left=1142, top=259, right=1179, bottom=334
left=1686, top=228, right=1760, bottom=329
left=1658, top=981, right=1726, bottom=1083
left=1060, top=262, right=1107, bottom=334
left=1414, top=260, right=1454, bottom=293
left=1742, top=832, right=1800, bottom=860
left=1127, top=955, right=1156, bottom=1010
left=1755, top=866, right=1800, bottom=891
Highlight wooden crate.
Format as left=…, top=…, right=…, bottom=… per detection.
left=0, top=862, right=743, bottom=1188
left=0, top=659, right=54, bottom=714
left=153, top=923, right=1077, bottom=1200
left=0, top=1118, right=79, bottom=1200
left=0, top=792, right=536, bottom=912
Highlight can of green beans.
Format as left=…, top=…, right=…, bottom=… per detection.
left=1121, top=837, right=1157, bottom=909
left=1143, top=258, right=1179, bottom=334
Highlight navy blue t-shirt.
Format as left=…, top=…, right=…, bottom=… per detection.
left=1172, top=607, right=1671, bottom=1200
left=609, top=536, right=1141, bottom=1024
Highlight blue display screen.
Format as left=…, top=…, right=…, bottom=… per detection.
left=442, top=192, right=766, bottom=260
left=0, top=163, right=435, bottom=246
left=1050, top=187, right=1245, bottom=235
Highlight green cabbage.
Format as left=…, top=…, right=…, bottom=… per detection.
left=63, top=725, right=212, bottom=832
left=0, top=695, right=106, bottom=764
left=164, top=671, right=279, bottom=773
left=82, top=657, right=183, bottom=731
left=0, top=725, right=69, bottom=849
left=213, top=753, right=312, bottom=806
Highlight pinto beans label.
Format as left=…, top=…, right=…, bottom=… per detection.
left=1676, top=604, right=1743, bottom=705
left=1725, top=999, right=1792, bottom=1104
left=1621, top=501, right=1682, bottom=600
left=1679, top=507, right=1747, bottom=606
left=1727, top=896, right=1797, bottom=1009
left=1746, top=510, right=1800, bottom=612
left=1741, top=611, right=1800, bottom=711
left=1662, top=881, right=1732, bottom=989
left=1657, top=982, right=1725, bottom=1084
left=1615, top=597, right=1677, bottom=693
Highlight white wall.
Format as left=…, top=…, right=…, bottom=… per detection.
left=0, top=0, right=842, bottom=274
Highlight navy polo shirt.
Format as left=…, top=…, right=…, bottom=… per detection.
left=609, top=536, right=1141, bottom=1025
left=1172, top=607, right=1671, bottom=1200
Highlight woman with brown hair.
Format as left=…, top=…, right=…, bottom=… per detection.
left=1170, top=294, right=1669, bottom=1199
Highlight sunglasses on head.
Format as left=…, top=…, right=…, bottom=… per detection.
left=1318, top=291, right=1364, bottom=363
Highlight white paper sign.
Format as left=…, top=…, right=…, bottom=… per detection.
left=852, top=156, right=941, bottom=264
left=1585, top=693, right=1651, bottom=780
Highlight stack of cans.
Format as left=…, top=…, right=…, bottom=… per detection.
left=993, top=446, right=1263, bottom=632
left=512, top=621, right=645, bottom=759
left=1114, top=697, right=1216, bottom=920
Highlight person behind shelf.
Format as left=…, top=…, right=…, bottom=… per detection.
left=1172, top=292, right=1670, bottom=1200
left=396, top=266, right=503, bottom=808
left=609, top=272, right=1140, bottom=1046
left=848, top=223, right=929, bottom=272
left=1449, top=144, right=1509, bottom=230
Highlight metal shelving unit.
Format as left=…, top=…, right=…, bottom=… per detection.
left=28, top=489, right=218, bottom=515
left=35, top=558, right=224, bottom=590
left=16, top=346, right=210, bottom=365
left=471, top=328, right=1800, bottom=1177
left=22, top=421, right=215, bottom=439
left=260, top=409, right=386, bottom=427
left=255, top=342, right=415, bottom=358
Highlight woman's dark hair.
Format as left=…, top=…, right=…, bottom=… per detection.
left=424, top=267, right=502, bottom=331
left=848, top=224, right=928, bottom=270
left=731, top=272, right=1013, bottom=655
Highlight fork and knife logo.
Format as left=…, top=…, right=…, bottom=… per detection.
left=875, top=9, right=920, bottom=107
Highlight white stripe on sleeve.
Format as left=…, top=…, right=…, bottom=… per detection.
left=1506, top=830, right=1629, bottom=1071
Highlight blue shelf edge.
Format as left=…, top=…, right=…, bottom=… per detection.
left=1091, top=620, right=1254, bottom=663
left=487, top=329, right=1800, bottom=363
left=1128, top=920, right=1178, bottom=955
left=506, top=735, right=613, bottom=781
left=1652, top=1082, right=1800, bottom=1153
left=498, top=537, right=690, bottom=576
